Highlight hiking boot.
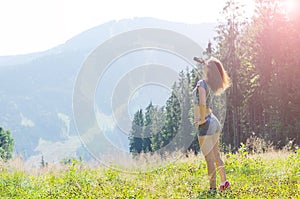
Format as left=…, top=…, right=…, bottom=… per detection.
left=219, top=180, right=230, bottom=191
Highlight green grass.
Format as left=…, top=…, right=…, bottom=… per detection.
left=0, top=149, right=299, bottom=198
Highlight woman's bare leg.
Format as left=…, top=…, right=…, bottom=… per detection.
left=211, top=132, right=227, bottom=183
left=198, top=135, right=217, bottom=189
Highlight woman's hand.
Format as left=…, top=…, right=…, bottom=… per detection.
left=194, top=119, right=206, bottom=128
left=193, top=57, right=206, bottom=64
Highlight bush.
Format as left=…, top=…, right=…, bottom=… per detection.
left=0, top=127, right=14, bottom=161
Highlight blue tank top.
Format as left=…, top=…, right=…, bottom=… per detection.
left=193, top=80, right=212, bottom=108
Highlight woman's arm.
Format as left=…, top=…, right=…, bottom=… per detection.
left=198, top=86, right=207, bottom=125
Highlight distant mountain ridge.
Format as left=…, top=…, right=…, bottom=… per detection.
left=0, top=17, right=216, bottom=167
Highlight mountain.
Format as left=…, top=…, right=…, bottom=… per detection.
left=0, top=17, right=216, bottom=167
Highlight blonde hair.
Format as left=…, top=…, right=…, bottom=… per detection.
left=205, top=57, right=231, bottom=95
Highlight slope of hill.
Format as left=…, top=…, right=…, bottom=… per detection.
left=0, top=17, right=216, bottom=166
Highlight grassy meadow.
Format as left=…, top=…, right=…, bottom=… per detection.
left=0, top=148, right=299, bottom=199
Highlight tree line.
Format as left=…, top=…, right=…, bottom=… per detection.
left=129, top=0, right=300, bottom=154
left=128, top=69, right=198, bottom=154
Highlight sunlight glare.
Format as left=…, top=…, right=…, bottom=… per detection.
left=284, top=0, right=296, bottom=13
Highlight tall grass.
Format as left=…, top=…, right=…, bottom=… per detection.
left=0, top=146, right=299, bottom=198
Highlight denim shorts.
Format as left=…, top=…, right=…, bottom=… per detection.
left=197, top=113, right=221, bottom=136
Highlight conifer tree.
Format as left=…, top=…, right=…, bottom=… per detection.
left=129, top=109, right=144, bottom=154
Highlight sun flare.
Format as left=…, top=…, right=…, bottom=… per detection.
left=284, top=0, right=296, bottom=13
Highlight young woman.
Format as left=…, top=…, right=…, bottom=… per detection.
left=193, top=57, right=231, bottom=193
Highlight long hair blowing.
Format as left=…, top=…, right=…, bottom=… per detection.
left=206, top=57, right=231, bottom=95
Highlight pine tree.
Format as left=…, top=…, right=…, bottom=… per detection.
left=160, top=85, right=181, bottom=152
left=129, top=109, right=144, bottom=154
left=150, top=106, right=166, bottom=152
left=177, top=68, right=194, bottom=152
left=215, top=0, right=251, bottom=150
left=143, top=102, right=154, bottom=152
left=250, top=0, right=300, bottom=145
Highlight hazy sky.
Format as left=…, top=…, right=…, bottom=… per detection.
left=0, top=0, right=255, bottom=56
